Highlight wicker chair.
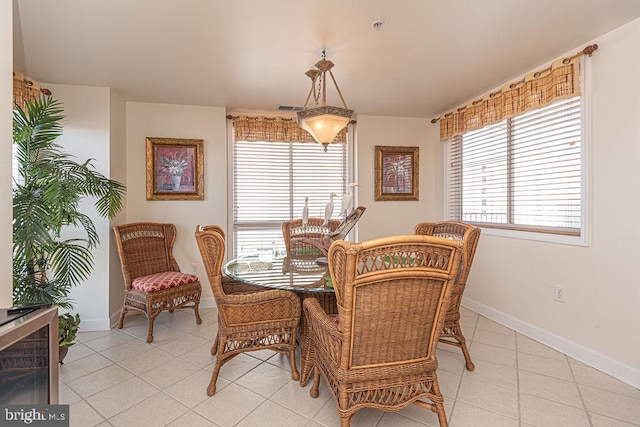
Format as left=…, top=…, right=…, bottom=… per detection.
left=195, top=225, right=302, bottom=396
left=282, top=217, right=341, bottom=256
left=197, top=225, right=262, bottom=294
left=290, top=207, right=366, bottom=256
left=304, top=235, right=463, bottom=427
left=113, top=222, right=202, bottom=343
left=414, top=221, right=481, bottom=371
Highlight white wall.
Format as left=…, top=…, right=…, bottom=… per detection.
left=45, top=84, right=115, bottom=330
left=125, top=102, right=228, bottom=306
left=1, top=0, right=13, bottom=306
left=443, top=19, right=640, bottom=387
left=109, top=89, right=127, bottom=322
left=355, top=115, right=442, bottom=241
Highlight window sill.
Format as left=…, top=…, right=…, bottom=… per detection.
left=477, top=225, right=588, bottom=247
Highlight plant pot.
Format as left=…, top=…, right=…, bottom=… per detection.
left=171, top=175, right=182, bottom=191
left=58, top=346, right=69, bottom=365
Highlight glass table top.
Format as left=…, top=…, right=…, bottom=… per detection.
left=223, top=255, right=334, bottom=293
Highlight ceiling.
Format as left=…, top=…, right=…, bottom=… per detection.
left=13, top=0, right=640, bottom=119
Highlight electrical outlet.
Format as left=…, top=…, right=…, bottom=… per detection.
left=191, top=263, right=198, bottom=273
left=553, top=285, right=565, bottom=303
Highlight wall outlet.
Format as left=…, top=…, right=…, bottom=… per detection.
left=190, top=263, right=198, bottom=273
left=553, top=285, right=565, bottom=303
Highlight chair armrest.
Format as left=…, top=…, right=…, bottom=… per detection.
left=221, top=276, right=268, bottom=294
left=220, top=289, right=301, bottom=326
left=303, top=298, right=342, bottom=366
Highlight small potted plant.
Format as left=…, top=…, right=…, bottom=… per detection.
left=58, top=313, right=80, bottom=364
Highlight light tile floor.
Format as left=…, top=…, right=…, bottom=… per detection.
left=60, top=307, right=640, bottom=427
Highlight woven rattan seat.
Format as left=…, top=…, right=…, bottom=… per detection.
left=304, top=234, right=464, bottom=427
left=414, top=221, right=481, bottom=370
left=113, top=222, right=202, bottom=343
left=195, top=225, right=301, bottom=396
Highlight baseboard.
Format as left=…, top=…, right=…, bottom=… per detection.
left=462, top=296, right=640, bottom=389
left=109, top=310, right=121, bottom=329
left=78, top=317, right=111, bottom=332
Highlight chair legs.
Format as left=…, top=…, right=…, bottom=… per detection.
left=146, top=312, right=159, bottom=343
left=440, top=319, right=475, bottom=371
left=339, top=416, right=353, bottom=427
left=431, top=379, right=449, bottom=427
left=208, top=334, right=227, bottom=396
left=310, top=368, right=320, bottom=398
left=117, top=307, right=127, bottom=329
left=194, top=304, right=202, bottom=325
left=289, top=347, right=300, bottom=381
left=459, top=339, right=474, bottom=371
left=118, top=300, right=201, bottom=344
left=299, top=329, right=314, bottom=386
left=208, top=359, right=223, bottom=396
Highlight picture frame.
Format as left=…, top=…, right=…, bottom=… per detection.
left=374, top=145, right=419, bottom=201
left=146, top=137, right=204, bottom=200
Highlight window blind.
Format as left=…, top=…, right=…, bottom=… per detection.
left=233, top=140, right=347, bottom=258
left=447, top=96, right=582, bottom=235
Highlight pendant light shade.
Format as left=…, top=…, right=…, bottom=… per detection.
left=297, top=52, right=354, bottom=151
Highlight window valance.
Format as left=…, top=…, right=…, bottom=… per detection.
left=435, top=44, right=597, bottom=140
left=229, top=115, right=346, bottom=144
left=13, top=71, right=51, bottom=109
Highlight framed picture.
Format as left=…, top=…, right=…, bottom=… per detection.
left=375, top=145, right=419, bottom=201
left=146, top=137, right=204, bottom=200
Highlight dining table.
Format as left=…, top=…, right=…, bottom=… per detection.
left=223, top=253, right=338, bottom=386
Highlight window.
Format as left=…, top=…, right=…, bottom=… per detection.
left=232, top=139, right=347, bottom=258
left=446, top=96, right=583, bottom=236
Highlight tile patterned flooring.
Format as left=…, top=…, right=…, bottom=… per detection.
left=60, top=307, right=640, bottom=426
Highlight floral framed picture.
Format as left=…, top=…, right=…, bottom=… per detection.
left=146, top=137, right=204, bottom=200
left=374, top=145, right=419, bottom=201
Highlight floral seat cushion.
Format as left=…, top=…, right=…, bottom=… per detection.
left=132, top=271, right=199, bottom=293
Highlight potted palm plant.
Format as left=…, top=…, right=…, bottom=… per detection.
left=12, top=95, right=126, bottom=362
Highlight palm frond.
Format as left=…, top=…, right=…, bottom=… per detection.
left=12, top=94, right=126, bottom=311
left=50, top=241, right=95, bottom=289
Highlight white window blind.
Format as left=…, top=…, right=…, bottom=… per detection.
left=233, top=140, right=347, bottom=258
left=447, top=96, right=582, bottom=235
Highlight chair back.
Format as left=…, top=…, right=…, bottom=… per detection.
left=414, top=221, right=481, bottom=312
left=282, top=217, right=341, bottom=255
left=198, top=224, right=226, bottom=239
left=113, top=222, right=181, bottom=290
left=328, top=235, right=463, bottom=368
left=194, top=225, right=226, bottom=302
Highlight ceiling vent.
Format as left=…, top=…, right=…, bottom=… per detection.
left=278, top=105, right=304, bottom=111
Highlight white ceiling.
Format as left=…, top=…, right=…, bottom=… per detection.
left=13, top=0, right=640, bottom=119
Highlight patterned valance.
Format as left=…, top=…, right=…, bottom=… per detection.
left=13, top=71, right=51, bottom=110
left=230, top=115, right=347, bottom=144
left=437, top=54, right=584, bottom=140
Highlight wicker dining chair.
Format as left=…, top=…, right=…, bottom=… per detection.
left=195, top=225, right=301, bottom=396
left=113, top=222, right=202, bottom=343
left=197, top=225, right=262, bottom=294
left=282, top=217, right=341, bottom=256
left=289, top=207, right=366, bottom=256
left=304, top=235, right=463, bottom=427
left=414, top=221, right=481, bottom=370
